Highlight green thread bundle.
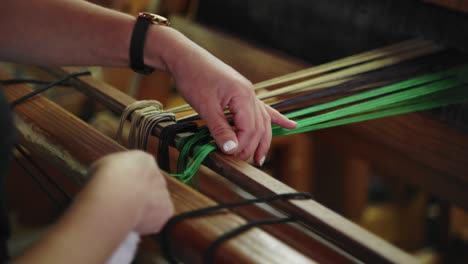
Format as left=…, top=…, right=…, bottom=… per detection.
left=273, top=65, right=468, bottom=136
left=170, top=128, right=216, bottom=184
left=171, top=66, right=468, bottom=184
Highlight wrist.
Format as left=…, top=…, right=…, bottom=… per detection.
left=144, top=25, right=184, bottom=73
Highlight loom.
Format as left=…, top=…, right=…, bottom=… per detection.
left=2, top=64, right=419, bottom=263
left=2, top=0, right=468, bottom=263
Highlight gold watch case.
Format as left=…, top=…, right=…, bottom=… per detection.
left=138, top=12, right=171, bottom=26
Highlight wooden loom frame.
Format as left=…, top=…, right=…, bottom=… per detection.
left=1, top=65, right=418, bottom=263
left=168, top=16, right=468, bottom=211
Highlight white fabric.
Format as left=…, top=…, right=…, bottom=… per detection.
left=106, top=232, right=140, bottom=264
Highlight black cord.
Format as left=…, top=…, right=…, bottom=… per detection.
left=6, top=72, right=89, bottom=208
left=157, top=192, right=313, bottom=264
left=0, top=79, right=72, bottom=86
left=9, top=71, right=91, bottom=107
left=15, top=145, right=73, bottom=203
left=204, top=216, right=295, bottom=264
left=13, top=155, right=66, bottom=209
left=157, top=122, right=198, bottom=172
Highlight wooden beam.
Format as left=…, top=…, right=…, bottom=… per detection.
left=167, top=17, right=468, bottom=210
left=42, top=66, right=417, bottom=264
left=3, top=70, right=313, bottom=264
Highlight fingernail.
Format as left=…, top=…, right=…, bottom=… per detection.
left=259, top=156, right=266, bottom=167
left=223, top=140, right=237, bottom=152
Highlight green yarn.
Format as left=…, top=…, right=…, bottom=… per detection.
left=170, top=66, right=468, bottom=184
left=176, top=128, right=211, bottom=174
left=170, top=142, right=216, bottom=184
left=275, top=89, right=466, bottom=135
left=273, top=66, right=468, bottom=137
left=170, top=128, right=216, bottom=184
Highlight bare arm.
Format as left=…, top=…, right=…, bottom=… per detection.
left=3, top=1, right=295, bottom=262
left=14, top=151, right=173, bottom=264
left=1, top=0, right=296, bottom=164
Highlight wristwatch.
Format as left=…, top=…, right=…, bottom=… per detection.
left=130, top=12, right=171, bottom=75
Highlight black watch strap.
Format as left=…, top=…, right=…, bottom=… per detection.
left=130, top=16, right=154, bottom=75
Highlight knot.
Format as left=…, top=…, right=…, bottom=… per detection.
left=117, top=100, right=176, bottom=150
left=157, top=122, right=198, bottom=172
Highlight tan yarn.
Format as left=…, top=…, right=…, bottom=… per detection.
left=116, top=100, right=176, bottom=150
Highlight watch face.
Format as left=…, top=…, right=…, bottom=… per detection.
left=138, top=12, right=170, bottom=26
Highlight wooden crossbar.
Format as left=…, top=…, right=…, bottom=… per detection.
left=42, top=66, right=417, bottom=264
left=3, top=70, right=317, bottom=264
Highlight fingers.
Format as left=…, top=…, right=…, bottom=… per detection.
left=231, top=95, right=259, bottom=161
left=122, top=152, right=173, bottom=235
left=230, top=96, right=272, bottom=165
left=266, top=104, right=297, bottom=129
left=253, top=101, right=272, bottom=166
left=136, top=173, right=174, bottom=234
left=91, top=151, right=174, bottom=235
left=206, top=93, right=296, bottom=166
left=167, top=37, right=297, bottom=166
left=203, top=106, right=239, bottom=155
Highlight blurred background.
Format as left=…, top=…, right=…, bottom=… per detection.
left=3, top=0, right=467, bottom=263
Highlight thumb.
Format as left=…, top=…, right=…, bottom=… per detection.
left=204, top=110, right=238, bottom=155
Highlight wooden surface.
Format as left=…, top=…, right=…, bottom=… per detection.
left=196, top=164, right=354, bottom=263
left=345, top=113, right=468, bottom=209
left=307, top=111, right=468, bottom=218
left=2, top=70, right=314, bottom=264
left=42, top=66, right=417, bottom=264
left=160, top=17, right=468, bottom=210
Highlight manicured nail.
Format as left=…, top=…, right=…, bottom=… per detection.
left=223, top=140, right=237, bottom=152
left=259, top=156, right=266, bottom=167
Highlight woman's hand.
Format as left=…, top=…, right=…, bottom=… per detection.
left=88, top=150, right=174, bottom=235
left=15, top=151, right=174, bottom=264
left=149, top=28, right=297, bottom=166
left=1, top=0, right=296, bottom=166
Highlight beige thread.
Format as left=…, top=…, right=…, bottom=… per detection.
left=117, top=100, right=175, bottom=150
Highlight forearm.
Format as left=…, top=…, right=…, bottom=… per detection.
left=0, top=0, right=226, bottom=82
left=1, top=0, right=294, bottom=168
left=0, top=0, right=166, bottom=69
left=14, top=170, right=142, bottom=264
left=14, top=151, right=173, bottom=264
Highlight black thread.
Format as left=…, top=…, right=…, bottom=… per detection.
left=204, top=216, right=295, bottom=264
left=0, top=79, right=72, bottom=86
left=15, top=145, right=73, bottom=203
left=157, top=122, right=198, bottom=172
left=13, top=155, right=66, bottom=209
left=158, top=192, right=313, bottom=264
left=9, top=71, right=91, bottom=107
left=4, top=71, right=87, bottom=208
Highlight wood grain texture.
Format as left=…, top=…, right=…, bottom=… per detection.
left=141, top=16, right=468, bottom=210
left=2, top=70, right=313, bottom=264
left=196, top=165, right=354, bottom=264
left=41, top=66, right=417, bottom=263
left=207, top=152, right=416, bottom=264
